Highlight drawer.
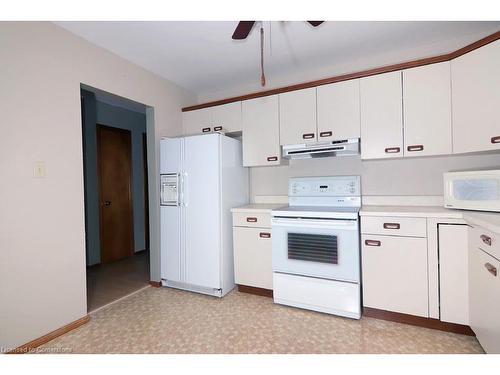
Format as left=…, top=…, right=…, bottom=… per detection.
left=361, top=234, right=429, bottom=317
left=232, top=212, right=271, bottom=228
left=470, top=225, right=500, bottom=261
left=233, top=227, right=273, bottom=290
left=361, top=216, right=427, bottom=237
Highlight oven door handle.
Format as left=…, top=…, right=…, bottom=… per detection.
left=271, top=217, right=358, bottom=230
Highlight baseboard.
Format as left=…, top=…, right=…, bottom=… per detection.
left=363, top=307, right=475, bottom=336
left=237, top=284, right=273, bottom=298
left=7, top=315, right=90, bottom=354
left=149, top=280, right=162, bottom=287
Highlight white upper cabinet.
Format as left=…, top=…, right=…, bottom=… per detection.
left=317, top=79, right=361, bottom=141
left=242, top=95, right=282, bottom=167
left=452, top=40, right=500, bottom=154
left=360, top=71, right=404, bottom=159
left=182, top=108, right=212, bottom=135
left=403, top=62, right=452, bottom=157
left=211, top=101, right=242, bottom=133
left=279, top=87, right=317, bottom=145
left=182, top=102, right=242, bottom=135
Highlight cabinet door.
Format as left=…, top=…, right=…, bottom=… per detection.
left=242, top=95, right=282, bottom=166
left=469, top=245, right=500, bottom=353
left=362, top=234, right=428, bottom=317
left=212, top=101, right=242, bottom=133
left=279, top=87, right=317, bottom=145
left=233, top=227, right=273, bottom=290
left=317, top=79, right=360, bottom=141
left=452, top=40, right=500, bottom=154
left=403, top=62, right=452, bottom=157
left=182, top=108, right=212, bottom=135
left=360, top=71, right=403, bottom=159
left=438, top=224, right=469, bottom=325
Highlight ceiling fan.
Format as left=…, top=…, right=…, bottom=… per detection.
left=231, top=21, right=324, bottom=87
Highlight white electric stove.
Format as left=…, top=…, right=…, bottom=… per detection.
left=271, top=176, right=361, bottom=319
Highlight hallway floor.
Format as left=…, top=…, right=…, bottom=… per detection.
left=43, top=286, right=483, bottom=354
left=86, top=251, right=150, bottom=312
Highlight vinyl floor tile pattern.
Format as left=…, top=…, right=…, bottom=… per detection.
left=41, top=287, right=484, bottom=354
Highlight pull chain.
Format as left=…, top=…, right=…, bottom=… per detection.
left=260, top=26, right=266, bottom=87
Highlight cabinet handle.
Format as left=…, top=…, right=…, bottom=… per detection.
left=480, top=234, right=492, bottom=246
left=259, top=232, right=271, bottom=239
left=485, top=263, right=497, bottom=277
left=491, top=136, right=500, bottom=144
left=320, top=131, right=332, bottom=138
left=383, top=223, right=400, bottom=230
left=407, top=145, right=424, bottom=152
left=246, top=217, right=257, bottom=223
left=213, top=126, right=223, bottom=131
left=202, top=127, right=211, bottom=133
left=384, top=147, right=400, bottom=154
left=267, top=156, right=278, bottom=162
left=365, top=239, right=381, bottom=247
left=302, top=133, right=315, bottom=139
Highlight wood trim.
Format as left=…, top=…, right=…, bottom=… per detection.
left=7, top=315, right=90, bottom=354
left=237, top=284, right=273, bottom=298
left=182, top=30, right=500, bottom=112
left=363, top=307, right=475, bottom=336
left=149, top=280, right=162, bottom=287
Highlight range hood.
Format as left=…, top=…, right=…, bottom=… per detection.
left=282, top=138, right=360, bottom=159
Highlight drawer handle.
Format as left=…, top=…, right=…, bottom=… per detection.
left=202, top=127, right=211, bottom=133
left=407, top=144, right=424, bottom=152
left=319, top=131, right=332, bottom=138
left=485, top=263, right=497, bottom=277
left=213, top=126, right=223, bottom=131
left=302, top=133, right=315, bottom=139
left=365, top=239, right=381, bottom=247
left=480, top=234, right=492, bottom=246
left=491, top=136, right=500, bottom=144
left=384, top=147, right=400, bottom=154
left=383, top=223, right=400, bottom=230
left=246, top=217, right=257, bottom=223
left=267, top=156, right=278, bottom=162
left=259, top=232, right=271, bottom=239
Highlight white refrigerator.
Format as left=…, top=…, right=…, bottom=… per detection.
left=160, top=133, right=249, bottom=297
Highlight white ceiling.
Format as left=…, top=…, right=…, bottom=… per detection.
left=57, top=21, right=500, bottom=100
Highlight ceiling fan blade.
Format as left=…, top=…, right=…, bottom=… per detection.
left=307, top=21, right=324, bottom=27
left=232, top=21, right=256, bottom=40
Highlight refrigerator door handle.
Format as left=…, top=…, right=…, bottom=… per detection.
left=183, top=172, right=189, bottom=207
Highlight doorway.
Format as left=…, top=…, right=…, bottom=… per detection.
left=81, top=88, right=151, bottom=312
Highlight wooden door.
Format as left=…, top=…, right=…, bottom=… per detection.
left=279, top=87, right=317, bottom=145
left=360, top=71, right=403, bottom=159
left=97, top=125, right=134, bottom=264
left=242, top=95, right=282, bottom=166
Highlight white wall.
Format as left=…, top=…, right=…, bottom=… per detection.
left=0, top=22, right=196, bottom=350
left=250, top=154, right=500, bottom=199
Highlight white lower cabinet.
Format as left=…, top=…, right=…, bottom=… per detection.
left=233, top=225, right=273, bottom=290
left=469, top=226, right=500, bottom=353
left=438, top=224, right=469, bottom=325
left=361, top=233, right=429, bottom=317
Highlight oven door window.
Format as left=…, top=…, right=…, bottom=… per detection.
left=287, top=232, right=338, bottom=264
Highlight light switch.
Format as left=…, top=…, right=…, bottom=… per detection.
left=34, top=161, right=46, bottom=178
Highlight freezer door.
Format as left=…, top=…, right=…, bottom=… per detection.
left=184, top=134, right=221, bottom=289
left=160, top=138, right=183, bottom=174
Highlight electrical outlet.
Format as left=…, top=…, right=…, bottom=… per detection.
left=34, top=161, right=46, bottom=178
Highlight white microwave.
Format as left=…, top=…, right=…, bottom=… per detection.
left=444, top=170, right=500, bottom=212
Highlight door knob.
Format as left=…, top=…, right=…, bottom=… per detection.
left=103, top=200, right=111, bottom=206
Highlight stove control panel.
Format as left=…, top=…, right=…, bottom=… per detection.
left=289, top=176, right=361, bottom=197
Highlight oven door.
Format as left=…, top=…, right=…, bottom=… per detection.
left=272, top=217, right=360, bottom=283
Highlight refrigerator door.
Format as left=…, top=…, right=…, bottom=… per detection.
left=160, top=138, right=183, bottom=283
left=184, top=134, right=221, bottom=289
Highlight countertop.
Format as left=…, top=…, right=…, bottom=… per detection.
left=230, top=204, right=285, bottom=214
left=360, top=205, right=500, bottom=234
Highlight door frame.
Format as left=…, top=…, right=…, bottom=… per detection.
left=96, top=124, right=135, bottom=264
